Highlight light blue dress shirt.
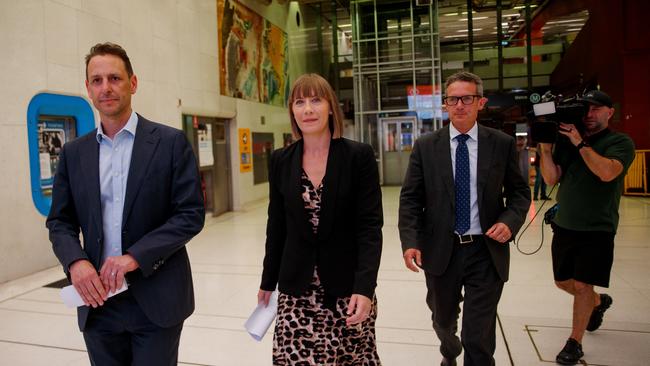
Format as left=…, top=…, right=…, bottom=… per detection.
left=96, top=111, right=138, bottom=264
left=449, top=122, right=482, bottom=235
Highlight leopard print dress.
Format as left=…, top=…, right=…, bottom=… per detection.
left=271, top=170, right=381, bottom=366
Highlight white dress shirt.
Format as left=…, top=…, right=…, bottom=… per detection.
left=96, top=111, right=138, bottom=263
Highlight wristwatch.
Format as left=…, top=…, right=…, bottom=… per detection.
left=576, top=140, right=589, bottom=150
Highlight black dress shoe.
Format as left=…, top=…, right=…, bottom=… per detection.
left=440, top=357, right=457, bottom=366
left=586, top=293, right=613, bottom=332
left=556, top=338, right=584, bottom=365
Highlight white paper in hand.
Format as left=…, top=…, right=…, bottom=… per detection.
left=244, top=290, right=279, bottom=341
left=60, top=280, right=129, bottom=308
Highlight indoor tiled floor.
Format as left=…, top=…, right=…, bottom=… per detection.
left=1, top=187, right=649, bottom=365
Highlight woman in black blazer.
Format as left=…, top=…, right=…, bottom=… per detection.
left=258, top=74, right=383, bottom=365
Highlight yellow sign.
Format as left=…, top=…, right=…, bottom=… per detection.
left=239, top=128, right=252, bottom=172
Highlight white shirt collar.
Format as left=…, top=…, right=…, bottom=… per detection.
left=449, top=121, right=478, bottom=142
left=96, top=111, right=138, bottom=142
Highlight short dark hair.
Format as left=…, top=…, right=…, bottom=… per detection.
left=85, top=42, right=134, bottom=80
left=445, top=71, right=484, bottom=96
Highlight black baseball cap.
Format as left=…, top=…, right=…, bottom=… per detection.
left=580, top=90, right=613, bottom=108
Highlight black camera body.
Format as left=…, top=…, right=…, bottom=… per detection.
left=530, top=95, right=588, bottom=143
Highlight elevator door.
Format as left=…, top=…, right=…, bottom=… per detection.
left=211, top=121, right=230, bottom=216
left=380, top=116, right=416, bottom=185
left=184, top=115, right=231, bottom=217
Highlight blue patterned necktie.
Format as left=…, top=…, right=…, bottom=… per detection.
left=455, top=134, right=470, bottom=234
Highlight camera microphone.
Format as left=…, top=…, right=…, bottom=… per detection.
left=532, top=101, right=556, bottom=116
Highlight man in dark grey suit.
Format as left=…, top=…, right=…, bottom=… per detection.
left=399, top=71, right=530, bottom=366
left=46, top=42, right=205, bottom=365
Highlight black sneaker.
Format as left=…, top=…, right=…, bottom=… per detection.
left=586, top=293, right=613, bottom=332
left=556, top=338, right=584, bottom=365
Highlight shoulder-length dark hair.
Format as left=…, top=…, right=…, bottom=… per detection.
left=288, top=73, right=344, bottom=140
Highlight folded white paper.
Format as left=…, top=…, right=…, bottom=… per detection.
left=60, top=280, right=129, bottom=308
left=244, top=291, right=279, bottom=341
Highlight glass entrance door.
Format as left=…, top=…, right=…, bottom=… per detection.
left=380, top=116, right=417, bottom=185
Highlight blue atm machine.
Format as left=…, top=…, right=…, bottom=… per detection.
left=27, top=93, right=95, bottom=216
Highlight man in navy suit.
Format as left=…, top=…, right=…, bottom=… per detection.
left=46, top=42, right=205, bottom=365
left=399, top=71, right=530, bottom=366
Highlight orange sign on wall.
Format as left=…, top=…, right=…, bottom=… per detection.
left=239, top=128, right=252, bottom=172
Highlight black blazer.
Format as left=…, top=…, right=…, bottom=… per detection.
left=398, top=125, right=531, bottom=281
left=46, top=115, right=205, bottom=330
left=260, top=138, right=383, bottom=299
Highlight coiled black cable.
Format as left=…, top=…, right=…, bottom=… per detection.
left=515, top=183, right=559, bottom=255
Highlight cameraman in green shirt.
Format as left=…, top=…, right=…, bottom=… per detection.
left=538, top=90, right=635, bottom=365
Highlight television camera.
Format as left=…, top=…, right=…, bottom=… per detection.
left=529, top=91, right=588, bottom=144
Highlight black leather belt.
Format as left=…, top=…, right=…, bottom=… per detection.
left=455, top=234, right=483, bottom=244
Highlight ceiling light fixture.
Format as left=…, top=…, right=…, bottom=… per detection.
left=546, top=18, right=586, bottom=24
left=459, top=16, right=488, bottom=21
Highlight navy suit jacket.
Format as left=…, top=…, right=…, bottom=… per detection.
left=260, top=138, right=383, bottom=299
left=398, top=124, right=531, bottom=281
left=46, top=115, right=205, bottom=330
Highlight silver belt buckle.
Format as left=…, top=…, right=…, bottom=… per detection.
left=458, top=234, right=473, bottom=244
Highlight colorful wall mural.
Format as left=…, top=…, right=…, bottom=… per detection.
left=217, top=0, right=289, bottom=107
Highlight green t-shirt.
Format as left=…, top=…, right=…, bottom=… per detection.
left=553, top=129, right=635, bottom=233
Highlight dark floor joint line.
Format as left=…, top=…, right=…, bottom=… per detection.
left=525, top=325, right=613, bottom=365
left=43, top=278, right=69, bottom=289
left=0, top=338, right=218, bottom=366
left=497, top=313, right=515, bottom=365
left=0, top=338, right=86, bottom=352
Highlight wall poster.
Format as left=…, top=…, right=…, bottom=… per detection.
left=217, top=0, right=289, bottom=106
left=38, top=118, right=75, bottom=194
left=197, top=123, right=214, bottom=167
left=239, top=128, right=252, bottom=173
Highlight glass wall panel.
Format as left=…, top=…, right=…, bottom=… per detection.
left=378, top=70, right=413, bottom=111
left=352, top=0, right=442, bottom=183
left=381, top=37, right=414, bottom=64
left=361, top=114, right=379, bottom=154
left=354, top=73, right=378, bottom=112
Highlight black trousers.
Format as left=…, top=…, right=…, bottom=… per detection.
left=425, top=237, right=504, bottom=366
left=83, top=291, right=183, bottom=366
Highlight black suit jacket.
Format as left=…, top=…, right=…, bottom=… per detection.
left=46, top=115, right=205, bottom=330
left=398, top=125, right=530, bottom=281
left=260, top=138, right=383, bottom=299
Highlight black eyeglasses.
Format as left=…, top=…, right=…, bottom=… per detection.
left=443, top=95, right=481, bottom=106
